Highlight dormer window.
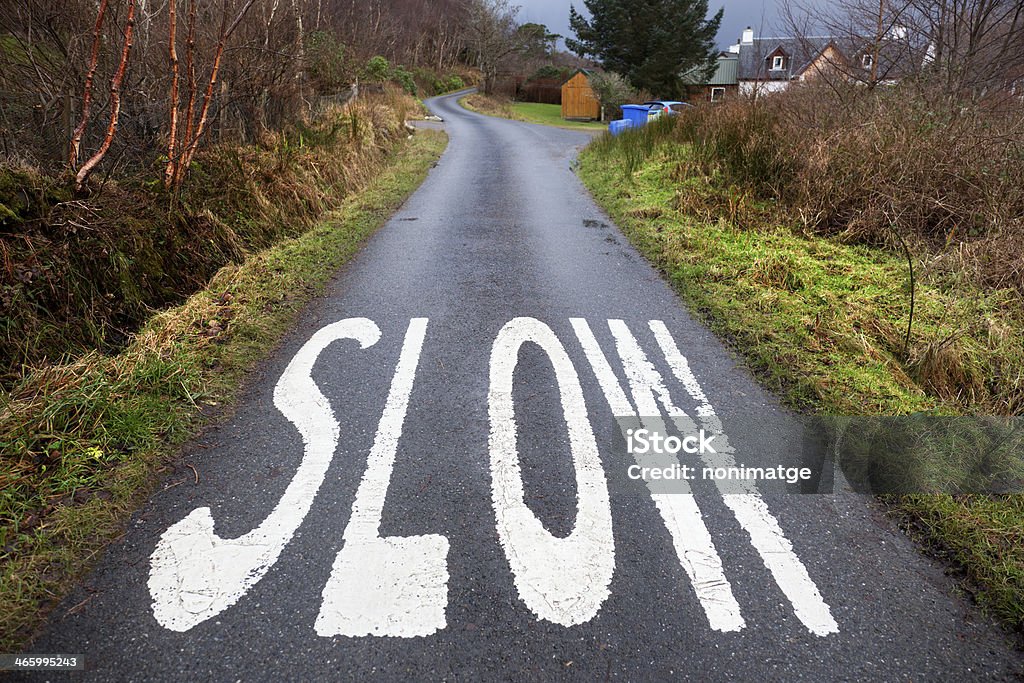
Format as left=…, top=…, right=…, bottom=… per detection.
left=861, top=53, right=873, bottom=69
left=772, top=55, right=785, bottom=70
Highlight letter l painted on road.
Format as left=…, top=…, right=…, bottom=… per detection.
left=315, top=318, right=449, bottom=638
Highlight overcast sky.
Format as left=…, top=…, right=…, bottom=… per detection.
left=516, top=0, right=787, bottom=51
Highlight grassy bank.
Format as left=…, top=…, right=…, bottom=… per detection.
left=459, top=93, right=526, bottom=120
left=0, top=90, right=422, bottom=387
left=459, top=94, right=605, bottom=132
left=0, top=129, right=447, bottom=651
left=578, top=119, right=1024, bottom=633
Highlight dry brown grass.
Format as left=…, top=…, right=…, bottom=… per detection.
left=459, top=93, right=524, bottom=121
left=668, top=84, right=1024, bottom=294
left=0, top=88, right=419, bottom=387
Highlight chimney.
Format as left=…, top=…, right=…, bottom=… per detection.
left=741, top=27, right=754, bottom=45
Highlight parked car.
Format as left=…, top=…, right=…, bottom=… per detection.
left=609, top=101, right=692, bottom=136
left=642, top=100, right=692, bottom=115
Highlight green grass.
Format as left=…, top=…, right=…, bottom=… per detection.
left=458, top=94, right=606, bottom=132
left=510, top=102, right=607, bottom=131
left=578, top=134, right=1024, bottom=635
left=0, top=130, right=447, bottom=651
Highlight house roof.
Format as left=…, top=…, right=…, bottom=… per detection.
left=737, top=35, right=924, bottom=82
left=737, top=36, right=834, bottom=81
left=681, top=55, right=738, bottom=86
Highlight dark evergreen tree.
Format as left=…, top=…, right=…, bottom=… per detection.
left=567, top=0, right=723, bottom=97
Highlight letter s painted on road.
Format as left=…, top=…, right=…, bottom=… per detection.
left=149, top=318, right=380, bottom=632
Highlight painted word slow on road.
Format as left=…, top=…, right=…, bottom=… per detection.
left=147, top=317, right=838, bottom=639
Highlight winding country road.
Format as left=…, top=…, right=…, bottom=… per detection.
left=25, top=90, right=1023, bottom=681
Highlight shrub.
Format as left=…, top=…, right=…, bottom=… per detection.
left=364, top=55, right=390, bottom=83
left=390, top=65, right=417, bottom=95
left=306, top=31, right=353, bottom=92
left=588, top=72, right=637, bottom=121
left=624, top=81, right=1024, bottom=293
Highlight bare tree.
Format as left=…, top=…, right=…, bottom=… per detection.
left=909, top=0, right=1024, bottom=99
left=74, top=0, right=138, bottom=191
left=462, top=0, right=523, bottom=94
left=3, top=0, right=479, bottom=182
left=783, top=0, right=1024, bottom=100
left=68, top=0, right=110, bottom=169
left=782, top=0, right=921, bottom=90
left=165, top=0, right=257, bottom=188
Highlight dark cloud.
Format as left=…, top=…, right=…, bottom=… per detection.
left=515, top=0, right=788, bottom=51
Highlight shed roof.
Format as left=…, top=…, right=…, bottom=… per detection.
left=561, top=68, right=595, bottom=85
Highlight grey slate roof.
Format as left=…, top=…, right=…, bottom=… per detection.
left=737, top=35, right=924, bottom=82
left=737, top=37, right=834, bottom=81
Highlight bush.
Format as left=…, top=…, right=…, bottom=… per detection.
left=442, top=74, right=465, bottom=93
left=390, top=65, right=417, bottom=95
left=531, top=65, right=571, bottom=81
left=364, top=55, right=390, bottom=83
left=630, top=82, right=1024, bottom=293
left=306, top=31, right=354, bottom=92
left=588, top=72, right=637, bottom=121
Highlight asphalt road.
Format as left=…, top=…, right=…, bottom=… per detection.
left=21, top=90, right=1024, bottom=681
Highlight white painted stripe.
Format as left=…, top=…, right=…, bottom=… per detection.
left=489, top=317, right=615, bottom=626
left=649, top=320, right=839, bottom=636
left=572, top=318, right=745, bottom=633
left=149, top=318, right=381, bottom=632
left=316, top=318, right=449, bottom=638
left=569, top=319, right=634, bottom=416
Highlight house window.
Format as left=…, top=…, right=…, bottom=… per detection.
left=772, top=55, right=785, bottom=70
left=711, top=87, right=726, bottom=102
left=861, top=54, right=873, bottom=69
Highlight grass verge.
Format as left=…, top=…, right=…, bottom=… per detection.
left=459, top=94, right=606, bottom=132
left=0, top=130, right=447, bottom=651
left=458, top=93, right=525, bottom=120
left=510, top=102, right=606, bottom=131
left=577, top=129, right=1024, bottom=635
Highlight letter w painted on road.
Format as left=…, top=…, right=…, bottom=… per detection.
left=571, top=318, right=838, bottom=637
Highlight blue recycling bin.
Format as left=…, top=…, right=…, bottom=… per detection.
left=608, top=119, right=631, bottom=136
left=621, top=104, right=653, bottom=128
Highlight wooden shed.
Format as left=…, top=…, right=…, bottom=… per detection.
left=561, top=69, right=601, bottom=121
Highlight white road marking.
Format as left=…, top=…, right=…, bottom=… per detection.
left=148, top=315, right=836, bottom=638
left=489, top=317, right=615, bottom=626
left=573, top=318, right=745, bottom=632
left=149, top=318, right=381, bottom=632
left=316, top=318, right=449, bottom=638
left=649, top=320, right=839, bottom=636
